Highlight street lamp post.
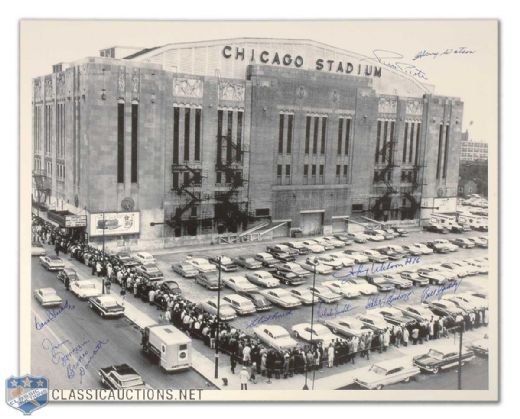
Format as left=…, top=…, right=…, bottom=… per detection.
left=457, top=324, right=464, bottom=390
left=101, top=211, right=106, bottom=294
left=303, top=258, right=318, bottom=390
left=214, top=256, right=222, bottom=379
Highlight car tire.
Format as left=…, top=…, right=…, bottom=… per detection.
left=88, top=302, right=93, bottom=308
left=294, top=331, right=300, bottom=338
left=432, top=367, right=440, bottom=374
left=403, top=377, right=410, bottom=383
left=375, top=384, right=384, bottom=390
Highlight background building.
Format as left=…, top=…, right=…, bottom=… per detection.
left=460, top=130, right=488, bottom=162
left=32, top=38, right=464, bottom=250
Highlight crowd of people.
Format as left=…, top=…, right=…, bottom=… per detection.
left=32, top=214, right=489, bottom=387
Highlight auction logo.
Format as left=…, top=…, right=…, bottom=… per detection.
left=6, top=375, right=48, bottom=415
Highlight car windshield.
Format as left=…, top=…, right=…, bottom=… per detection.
left=120, top=377, right=145, bottom=388
left=79, top=282, right=95, bottom=289
left=427, top=349, right=444, bottom=360
left=368, top=365, right=387, bottom=375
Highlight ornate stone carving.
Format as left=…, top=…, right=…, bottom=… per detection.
left=173, top=78, right=203, bottom=98
left=33, top=78, right=42, bottom=102
left=406, top=99, right=424, bottom=116
left=65, top=71, right=73, bottom=98
left=56, top=72, right=65, bottom=97
left=378, top=96, right=397, bottom=114
left=44, top=76, right=54, bottom=100
left=296, top=86, right=306, bottom=99
left=118, top=66, right=126, bottom=98
left=131, top=68, right=140, bottom=99
left=218, top=81, right=245, bottom=101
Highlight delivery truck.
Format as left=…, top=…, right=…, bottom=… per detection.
left=141, top=325, right=192, bottom=372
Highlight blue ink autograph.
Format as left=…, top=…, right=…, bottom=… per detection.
left=421, top=279, right=463, bottom=302
left=333, top=256, right=421, bottom=283
left=365, top=290, right=415, bottom=309
left=34, top=300, right=76, bottom=330
left=246, top=310, right=294, bottom=329
left=371, top=49, right=428, bottom=81
left=317, top=302, right=353, bottom=319
left=413, top=47, right=476, bottom=61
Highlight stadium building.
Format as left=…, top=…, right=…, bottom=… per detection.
left=31, top=38, right=464, bottom=250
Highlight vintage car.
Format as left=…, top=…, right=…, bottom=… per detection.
left=341, top=278, right=378, bottom=295
left=31, top=243, right=47, bottom=257
left=222, top=275, right=260, bottom=293
left=208, top=256, right=239, bottom=272
left=299, top=258, right=334, bottom=275
left=393, top=227, right=408, bottom=237
left=413, top=346, right=475, bottom=374
left=322, top=236, right=347, bottom=248
left=409, top=243, right=434, bottom=255
left=159, top=280, right=182, bottom=296
left=272, top=269, right=307, bottom=286
left=265, top=244, right=297, bottom=261
left=312, top=237, right=335, bottom=250
left=245, top=270, right=280, bottom=288
left=397, top=304, right=439, bottom=322
left=233, top=255, right=263, bottom=270
left=427, top=300, right=466, bottom=317
left=400, top=270, right=429, bottom=286
left=362, top=249, right=388, bottom=263
left=57, top=267, right=79, bottom=283
left=70, top=280, right=100, bottom=299
left=354, top=360, right=420, bottom=390
left=356, top=312, right=391, bottom=332
left=260, top=288, right=302, bottom=308
left=88, top=295, right=125, bottom=318
left=463, top=258, right=489, bottom=274
left=240, top=292, right=272, bottom=312
left=315, top=254, right=343, bottom=270
left=467, top=236, right=488, bottom=248
left=99, top=364, right=152, bottom=390
left=276, top=262, right=311, bottom=278
left=194, top=271, right=223, bottom=290
left=185, top=256, right=217, bottom=273
left=346, top=232, right=369, bottom=243
left=370, top=307, right=417, bottom=327
left=136, top=263, right=164, bottom=281
left=401, top=244, right=424, bottom=256
left=288, top=288, right=316, bottom=305
left=365, top=274, right=396, bottom=292
left=382, top=274, right=413, bottom=289
left=342, top=250, right=369, bottom=264
left=34, top=287, right=63, bottom=308
left=197, top=297, right=237, bottom=321
left=322, top=281, right=361, bottom=299
left=375, top=246, right=403, bottom=261
left=328, top=252, right=356, bottom=267
left=254, top=252, right=279, bottom=269
left=441, top=295, right=476, bottom=313
left=364, top=230, right=385, bottom=242
left=454, top=293, right=488, bottom=310
left=322, top=316, right=369, bottom=338
left=134, top=252, right=156, bottom=265
left=252, top=324, right=298, bottom=351
left=425, top=240, right=451, bottom=254
left=381, top=228, right=397, bottom=239
left=291, top=323, right=337, bottom=345
left=450, top=238, right=476, bottom=249
left=432, top=239, right=459, bottom=252
left=300, top=240, right=326, bottom=253
left=308, top=285, right=343, bottom=304
left=171, top=262, right=198, bottom=278
left=116, top=252, right=140, bottom=269
left=282, top=241, right=310, bottom=255
left=417, top=266, right=450, bottom=285
left=449, top=261, right=480, bottom=276
left=333, top=233, right=354, bottom=245
left=440, top=262, right=471, bottom=278
left=39, top=255, right=65, bottom=271
left=466, top=336, right=489, bottom=357
left=222, top=294, right=257, bottom=315
left=430, top=266, right=458, bottom=282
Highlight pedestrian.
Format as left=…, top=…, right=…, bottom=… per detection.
left=240, top=366, right=249, bottom=390
left=403, top=327, right=409, bottom=347
left=105, top=278, right=111, bottom=294
left=230, top=353, right=237, bottom=374
left=120, top=284, right=126, bottom=305
left=327, top=343, right=335, bottom=368
left=64, top=275, right=70, bottom=291
left=55, top=242, right=60, bottom=257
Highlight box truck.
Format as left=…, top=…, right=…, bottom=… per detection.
left=141, top=325, right=192, bottom=372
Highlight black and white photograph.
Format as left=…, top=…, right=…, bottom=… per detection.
left=17, top=18, right=498, bottom=405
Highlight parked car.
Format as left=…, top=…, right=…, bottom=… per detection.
left=240, top=292, right=272, bottom=312
left=134, top=252, right=156, bottom=265
left=31, top=243, right=47, bottom=257
left=39, top=255, right=65, bottom=271
left=186, top=257, right=217, bottom=273
left=315, top=254, right=343, bottom=270
left=406, top=243, right=434, bottom=255
left=450, top=238, right=475, bottom=249
left=400, top=270, right=429, bottom=286
left=288, top=288, right=316, bottom=305
left=362, top=250, right=388, bottom=263
left=466, top=336, right=489, bottom=357
left=245, top=271, right=280, bottom=288
left=223, top=275, right=259, bottom=293
left=322, top=316, right=369, bottom=338
left=265, top=244, right=296, bottom=262
left=413, top=346, right=475, bottom=374
left=365, top=275, right=396, bottom=292
left=159, top=280, right=182, bottom=296
left=401, top=244, right=424, bottom=256
left=252, top=325, right=298, bottom=351
left=382, top=274, right=413, bottom=290
left=397, top=304, right=439, bottom=322
left=346, top=232, right=369, bottom=243
left=423, top=224, right=449, bottom=234
left=88, top=295, right=125, bottom=318
left=312, top=237, right=336, bottom=250
left=342, top=250, right=369, bottom=264
left=393, top=227, right=408, bottom=237
left=382, top=228, right=397, bottom=239
left=300, top=240, right=326, bottom=253
left=417, top=266, right=450, bottom=285
left=34, top=287, right=63, bottom=308
left=57, top=267, right=79, bottom=283
left=364, top=230, right=385, bottom=242
left=454, top=293, right=488, bottom=310
left=449, top=261, right=480, bottom=276
left=99, top=364, right=151, bottom=390
left=464, top=258, right=488, bottom=274
left=427, top=300, right=466, bottom=317
left=433, top=239, right=459, bottom=252
left=333, top=233, right=354, bottom=245
left=440, top=262, right=471, bottom=278
left=194, top=271, right=223, bottom=290
left=441, top=295, right=477, bottom=313
left=137, top=263, right=164, bottom=281
left=70, top=280, right=100, bottom=299
left=234, top=255, right=263, bottom=270
left=370, top=307, right=417, bottom=327
left=171, top=262, right=198, bottom=278
left=375, top=246, right=402, bottom=261
left=198, top=298, right=237, bottom=321
left=260, top=288, right=302, bottom=308
left=328, top=252, right=356, bottom=267
left=208, top=256, right=239, bottom=272
left=222, top=294, right=257, bottom=315
left=341, top=278, right=378, bottom=295
left=356, top=312, right=392, bottom=332
left=467, top=236, right=488, bottom=248
left=425, top=240, right=451, bottom=253
left=272, top=269, right=307, bottom=286
left=354, top=360, right=420, bottom=390
left=116, top=252, right=140, bottom=269
left=430, top=266, right=458, bottom=282
left=308, top=285, right=343, bottom=304
left=282, top=241, right=310, bottom=255
left=254, top=252, right=279, bottom=269
left=299, top=258, right=334, bottom=275
left=291, top=323, right=337, bottom=345
left=276, top=262, right=311, bottom=278
left=322, top=281, right=361, bottom=298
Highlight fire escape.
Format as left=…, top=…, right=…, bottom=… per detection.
left=401, top=163, right=423, bottom=219
left=32, top=170, right=51, bottom=211
left=371, top=135, right=399, bottom=221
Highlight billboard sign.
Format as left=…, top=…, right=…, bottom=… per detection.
left=89, top=212, right=140, bottom=237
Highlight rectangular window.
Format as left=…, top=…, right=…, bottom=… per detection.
left=436, top=124, right=444, bottom=179
left=173, top=106, right=180, bottom=165
left=303, top=164, right=309, bottom=185
left=183, top=171, right=190, bottom=185
left=184, top=108, right=190, bottom=161
left=131, top=103, right=138, bottom=183
left=226, top=111, right=233, bottom=163
left=320, top=117, right=327, bottom=154
left=389, top=121, right=395, bottom=164
left=319, top=164, right=324, bottom=183
left=286, top=114, right=293, bottom=154
left=402, top=123, right=408, bottom=163
left=344, top=118, right=351, bottom=156
left=305, top=116, right=311, bottom=154
left=236, top=111, right=243, bottom=161
left=217, top=110, right=223, bottom=166
left=278, top=114, right=284, bottom=154
left=337, top=118, right=343, bottom=155
left=194, top=108, right=201, bottom=161
left=313, top=117, right=319, bottom=154
left=408, top=122, right=415, bottom=163
left=375, top=120, right=382, bottom=163
left=443, top=125, right=450, bottom=178
left=277, top=164, right=282, bottom=185
left=415, top=123, right=421, bottom=165
left=216, top=171, right=222, bottom=185
left=382, top=121, right=388, bottom=162
left=117, top=103, right=125, bottom=183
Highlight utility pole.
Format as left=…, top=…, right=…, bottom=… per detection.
left=457, top=324, right=463, bottom=390
left=303, top=258, right=318, bottom=390
left=214, top=256, right=222, bottom=379
left=101, top=211, right=106, bottom=294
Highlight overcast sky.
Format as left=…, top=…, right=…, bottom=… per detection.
left=20, top=20, right=497, bottom=142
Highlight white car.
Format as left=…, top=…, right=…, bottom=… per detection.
left=88, top=295, right=125, bottom=318
left=322, top=281, right=361, bottom=298
left=433, top=239, right=459, bottom=252
left=329, top=252, right=355, bottom=267
left=134, top=252, right=156, bottom=265
left=410, top=243, right=434, bottom=255
left=315, top=255, right=343, bottom=270
left=451, top=261, right=480, bottom=276
left=440, top=262, right=471, bottom=278
left=299, top=259, right=334, bottom=275
left=362, top=250, right=388, bottom=263
left=347, top=232, right=369, bottom=243
left=382, top=274, right=413, bottom=289
left=308, top=285, right=343, bottom=304
left=441, top=295, right=476, bottom=313
left=222, top=294, right=257, bottom=315
left=356, top=312, right=392, bottom=332
left=39, top=255, right=65, bottom=271
left=253, top=324, right=298, bottom=351
left=300, top=240, right=326, bottom=253
left=185, top=257, right=217, bottom=273
left=342, top=250, right=370, bottom=264
left=245, top=271, right=280, bottom=288
left=321, top=236, right=346, bottom=248
left=364, top=231, right=385, bottom=242
left=34, top=287, right=63, bottom=307
left=457, top=293, right=488, bottom=310
left=291, top=323, right=338, bottom=345
left=289, top=288, right=316, bottom=305
left=31, top=244, right=47, bottom=257
left=312, top=237, right=335, bottom=250
left=198, top=297, right=237, bottom=320
left=341, top=278, right=378, bottom=295
left=354, top=360, right=420, bottom=390
left=396, top=304, right=439, bottom=322
left=321, top=316, right=368, bottom=338
left=222, top=275, right=260, bottom=293
left=70, top=280, right=100, bottom=299
left=260, top=288, right=302, bottom=308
